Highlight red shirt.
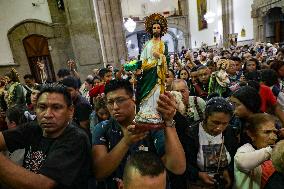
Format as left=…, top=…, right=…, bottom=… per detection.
left=89, top=84, right=105, bottom=98
left=261, top=160, right=275, bottom=189
left=259, top=84, right=277, bottom=112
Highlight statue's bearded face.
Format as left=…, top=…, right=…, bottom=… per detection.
left=152, top=24, right=161, bottom=38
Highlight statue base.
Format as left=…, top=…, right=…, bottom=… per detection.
left=133, top=122, right=165, bottom=132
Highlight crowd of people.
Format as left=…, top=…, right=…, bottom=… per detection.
left=0, top=13, right=284, bottom=189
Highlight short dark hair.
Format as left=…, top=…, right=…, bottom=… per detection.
left=221, top=50, right=230, bottom=57
left=94, top=97, right=108, bottom=112
left=260, top=69, right=278, bottom=87
left=231, top=86, right=261, bottom=113
left=270, top=60, right=284, bottom=73
left=197, top=65, right=209, bottom=71
left=204, top=97, right=233, bottom=120
left=98, top=68, right=112, bottom=78
left=60, top=76, right=79, bottom=89
left=106, top=64, right=112, bottom=69
left=57, top=68, right=71, bottom=78
left=23, top=74, right=34, bottom=80
left=244, top=71, right=260, bottom=82
left=38, top=83, right=73, bottom=107
left=85, top=78, right=93, bottom=85
left=33, top=84, right=43, bottom=91
left=123, top=151, right=165, bottom=187
left=6, top=105, right=28, bottom=125
left=230, top=56, right=241, bottom=62
left=104, top=79, right=133, bottom=97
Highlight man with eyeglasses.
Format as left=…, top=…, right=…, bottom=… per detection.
left=91, top=79, right=185, bottom=189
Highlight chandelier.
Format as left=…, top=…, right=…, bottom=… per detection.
left=204, top=0, right=216, bottom=24
left=124, top=18, right=136, bottom=32
left=204, top=11, right=216, bottom=23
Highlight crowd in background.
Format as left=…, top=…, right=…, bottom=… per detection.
left=0, top=41, right=284, bottom=189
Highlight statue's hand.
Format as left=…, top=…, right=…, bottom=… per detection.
left=153, top=51, right=160, bottom=59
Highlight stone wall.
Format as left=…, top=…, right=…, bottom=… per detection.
left=63, top=0, right=103, bottom=76
left=5, top=19, right=73, bottom=82
left=251, top=0, right=284, bottom=42
left=94, top=0, right=127, bottom=68
left=1, top=0, right=104, bottom=81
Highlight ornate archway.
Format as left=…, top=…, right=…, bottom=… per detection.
left=7, top=19, right=57, bottom=81
left=23, top=34, right=56, bottom=83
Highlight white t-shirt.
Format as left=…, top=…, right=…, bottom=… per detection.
left=197, top=123, right=231, bottom=175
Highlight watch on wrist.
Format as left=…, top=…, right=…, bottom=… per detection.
left=165, top=120, right=176, bottom=128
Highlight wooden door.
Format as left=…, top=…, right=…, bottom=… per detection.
left=23, top=35, right=56, bottom=83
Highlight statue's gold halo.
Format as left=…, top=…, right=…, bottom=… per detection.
left=144, top=13, right=168, bottom=36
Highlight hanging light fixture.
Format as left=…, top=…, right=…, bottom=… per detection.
left=204, top=12, right=216, bottom=23
left=124, top=18, right=136, bottom=32
left=149, top=0, right=161, bottom=3
left=123, top=0, right=136, bottom=33
left=204, top=0, right=216, bottom=24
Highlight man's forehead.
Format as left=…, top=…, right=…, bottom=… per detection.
left=38, top=92, right=66, bottom=104
left=106, top=89, right=129, bottom=99
left=173, top=82, right=187, bottom=90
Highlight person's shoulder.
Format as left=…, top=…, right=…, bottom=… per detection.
left=266, top=171, right=284, bottom=187
left=92, top=118, right=116, bottom=134
left=260, top=84, right=273, bottom=92
left=19, top=121, right=41, bottom=132
left=62, top=124, right=89, bottom=141
left=237, top=143, right=254, bottom=152
left=95, top=120, right=109, bottom=131
left=2, top=121, right=42, bottom=140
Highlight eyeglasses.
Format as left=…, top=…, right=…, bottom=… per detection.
left=107, top=97, right=131, bottom=107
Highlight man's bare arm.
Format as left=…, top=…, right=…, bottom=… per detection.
left=0, top=153, right=56, bottom=189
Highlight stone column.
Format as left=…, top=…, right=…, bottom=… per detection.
left=94, top=0, right=127, bottom=68
left=221, top=0, right=230, bottom=48
left=180, top=0, right=191, bottom=48
left=229, top=0, right=234, bottom=33
left=251, top=3, right=259, bottom=42
left=63, top=0, right=103, bottom=75
left=46, top=0, right=75, bottom=74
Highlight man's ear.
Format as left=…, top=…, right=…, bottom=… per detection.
left=68, top=105, right=75, bottom=120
